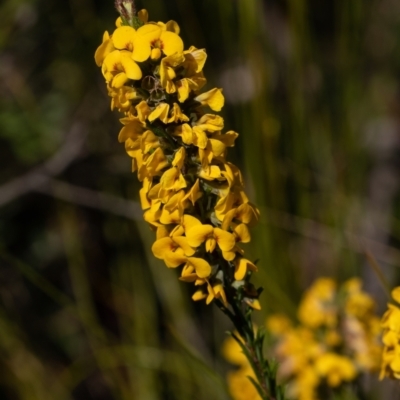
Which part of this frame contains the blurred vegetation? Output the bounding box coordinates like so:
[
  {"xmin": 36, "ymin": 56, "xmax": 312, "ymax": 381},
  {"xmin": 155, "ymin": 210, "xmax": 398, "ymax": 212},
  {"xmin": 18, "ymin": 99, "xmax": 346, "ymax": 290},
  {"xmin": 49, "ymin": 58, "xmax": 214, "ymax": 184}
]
[{"xmin": 1, "ymin": 0, "xmax": 400, "ymax": 398}]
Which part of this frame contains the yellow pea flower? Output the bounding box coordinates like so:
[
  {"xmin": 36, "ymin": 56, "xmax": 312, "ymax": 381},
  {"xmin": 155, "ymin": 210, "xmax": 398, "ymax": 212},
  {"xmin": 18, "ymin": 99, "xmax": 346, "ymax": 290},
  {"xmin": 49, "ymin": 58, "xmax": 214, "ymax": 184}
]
[
  {"xmin": 102, "ymin": 50, "xmax": 142, "ymax": 87},
  {"xmin": 152, "ymin": 235, "xmax": 195, "ymax": 268},
  {"xmin": 186, "ymin": 219, "xmax": 235, "ymax": 254},
  {"xmin": 112, "ymin": 26, "xmax": 151, "ymax": 62}
]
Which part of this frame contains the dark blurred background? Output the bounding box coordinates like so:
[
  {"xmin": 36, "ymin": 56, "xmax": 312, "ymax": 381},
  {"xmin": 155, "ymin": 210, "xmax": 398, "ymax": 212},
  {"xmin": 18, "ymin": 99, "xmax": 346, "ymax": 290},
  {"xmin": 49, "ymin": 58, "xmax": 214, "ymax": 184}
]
[{"xmin": 1, "ymin": 0, "xmax": 400, "ymax": 398}]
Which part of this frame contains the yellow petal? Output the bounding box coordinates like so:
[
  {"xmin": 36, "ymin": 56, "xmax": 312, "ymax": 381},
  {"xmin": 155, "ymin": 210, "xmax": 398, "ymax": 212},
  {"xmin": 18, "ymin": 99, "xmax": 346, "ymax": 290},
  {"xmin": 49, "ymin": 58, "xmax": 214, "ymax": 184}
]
[
  {"xmin": 193, "ymin": 127, "xmax": 209, "ymax": 149},
  {"xmin": 131, "ymin": 38, "xmax": 151, "ymax": 62},
  {"xmin": 173, "ymin": 236, "xmax": 195, "ymax": 256},
  {"xmin": 187, "ymin": 257, "xmax": 212, "ymax": 278},
  {"xmin": 112, "ymin": 72, "xmax": 128, "ymax": 88},
  {"xmin": 392, "ymin": 287, "xmax": 400, "ymax": 304},
  {"xmin": 205, "ymin": 237, "xmax": 217, "ymax": 253},
  {"xmin": 94, "ymin": 32, "xmax": 114, "ymax": 66},
  {"xmin": 160, "ymin": 31, "xmax": 184, "ymax": 56},
  {"xmin": 214, "ymin": 228, "xmax": 235, "ymax": 251},
  {"xmin": 120, "ymin": 55, "xmax": 142, "ymax": 80},
  {"xmin": 182, "ymin": 215, "xmax": 202, "ymax": 232},
  {"xmin": 192, "ymin": 290, "xmax": 207, "ymax": 301},
  {"xmin": 186, "ymin": 224, "xmax": 213, "ymax": 247},
  {"xmin": 234, "ymin": 257, "xmax": 257, "ymax": 280},
  {"xmin": 234, "ymin": 224, "xmax": 251, "ymax": 243},
  {"xmin": 149, "ymin": 103, "xmax": 170, "ymax": 123},
  {"xmin": 137, "ymin": 23, "xmax": 162, "ymax": 43},
  {"xmin": 152, "ymin": 237, "xmax": 175, "ymax": 259},
  {"xmin": 164, "ymin": 251, "xmax": 187, "ymax": 268},
  {"xmin": 195, "ymin": 88, "xmax": 225, "ymax": 111},
  {"xmin": 112, "ymin": 26, "xmax": 136, "ymax": 51},
  {"xmin": 172, "ymin": 147, "xmax": 186, "ymax": 169}
]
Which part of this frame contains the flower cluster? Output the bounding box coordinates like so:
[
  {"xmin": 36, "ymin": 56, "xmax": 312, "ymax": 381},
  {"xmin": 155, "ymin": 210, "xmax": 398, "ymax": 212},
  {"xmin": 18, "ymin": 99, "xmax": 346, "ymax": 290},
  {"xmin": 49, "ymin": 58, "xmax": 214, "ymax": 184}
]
[
  {"xmin": 267, "ymin": 278, "xmax": 381, "ymax": 400},
  {"xmin": 223, "ymin": 278, "xmax": 382, "ymax": 400},
  {"xmin": 380, "ymin": 286, "xmax": 400, "ymax": 379},
  {"xmin": 95, "ymin": 5, "xmax": 260, "ymax": 308}
]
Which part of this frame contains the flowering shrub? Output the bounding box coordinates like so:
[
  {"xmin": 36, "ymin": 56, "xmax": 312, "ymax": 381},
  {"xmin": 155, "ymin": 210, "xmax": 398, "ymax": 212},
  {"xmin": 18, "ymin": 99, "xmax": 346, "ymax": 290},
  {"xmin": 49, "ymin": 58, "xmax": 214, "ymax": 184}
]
[{"xmin": 95, "ymin": 3, "xmax": 261, "ymax": 310}]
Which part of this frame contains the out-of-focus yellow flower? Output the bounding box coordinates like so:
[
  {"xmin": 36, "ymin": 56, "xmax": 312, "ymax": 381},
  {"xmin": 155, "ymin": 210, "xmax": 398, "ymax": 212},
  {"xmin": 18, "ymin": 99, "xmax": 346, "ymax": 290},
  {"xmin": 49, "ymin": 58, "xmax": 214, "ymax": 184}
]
[
  {"xmin": 263, "ymin": 278, "xmax": 382, "ymax": 399},
  {"xmin": 380, "ymin": 287, "xmax": 400, "ymax": 379}
]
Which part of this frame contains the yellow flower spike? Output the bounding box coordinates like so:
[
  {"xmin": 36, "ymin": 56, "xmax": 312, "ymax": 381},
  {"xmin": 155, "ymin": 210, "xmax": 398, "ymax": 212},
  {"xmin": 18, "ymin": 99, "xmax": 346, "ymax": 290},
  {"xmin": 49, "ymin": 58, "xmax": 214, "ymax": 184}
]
[
  {"xmin": 185, "ymin": 257, "xmax": 212, "ymax": 279},
  {"xmin": 95, "ymin": 31, "xmax": 114, "ymax": 67},
  {"xmin": 103, "ymin": 50, "xmax": 142, "ymax": 87},
  {"xmin": 195, "ymin": 88, "xmax": 225, "ymax": 111},
  {"xmin": 234, "ymin": 257, "xmax": 257, "ymax": 281}
]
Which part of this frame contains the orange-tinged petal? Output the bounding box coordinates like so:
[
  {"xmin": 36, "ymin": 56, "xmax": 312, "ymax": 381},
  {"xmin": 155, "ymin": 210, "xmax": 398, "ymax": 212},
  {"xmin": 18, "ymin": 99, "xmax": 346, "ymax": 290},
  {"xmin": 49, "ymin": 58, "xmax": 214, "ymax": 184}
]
[
  {"xmin": 214, "ymin": 228, "xmax": 235, "ymax": 251},
  {"xmin": 187, "ymin": 257, "xmax": 212, "ymax": 278},
  {"xmin": 186, "ymin": 224, "xmax": 213, "ymax": 247},
  {"xmin": 160, "ymin": 31, "xmax": 184, "ymax": 56}
]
